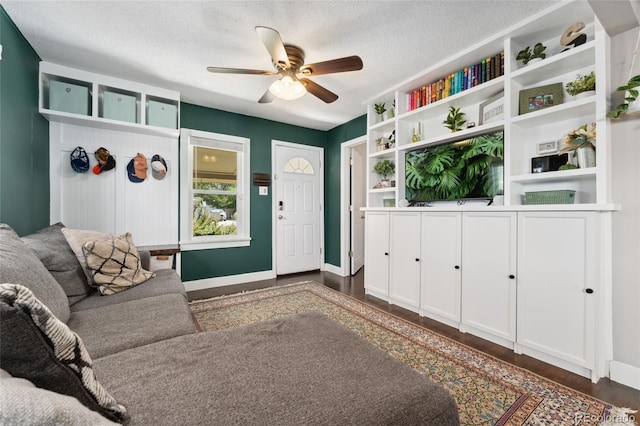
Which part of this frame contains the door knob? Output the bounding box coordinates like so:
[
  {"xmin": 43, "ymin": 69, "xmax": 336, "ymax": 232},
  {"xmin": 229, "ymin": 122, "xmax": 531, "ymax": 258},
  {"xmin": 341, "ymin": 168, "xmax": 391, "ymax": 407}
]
[{"xmin": 278, "ymin": 215, "xmax": 284, "ymax": 220}]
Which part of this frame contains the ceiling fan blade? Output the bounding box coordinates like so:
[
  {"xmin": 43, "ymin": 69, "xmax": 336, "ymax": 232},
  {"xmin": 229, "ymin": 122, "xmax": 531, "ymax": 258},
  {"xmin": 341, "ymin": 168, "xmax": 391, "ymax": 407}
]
[
  {"xmin": 255, "ymin": 26, "xmax": 290, "ymax": 69},
  {"xmin": 258, "ymin": 88, "xmax": 273, "ymax": 103},
  {"xmin": 207, "ymin": 66, "xmax": 275, "ymax": 75},
  {"xmin": 299, "ymin": 78, "xmax": 338, "ymax": 103},
  {"xmin": 299, "ymin": 56, "xmax": 363, "ymax": 76}
]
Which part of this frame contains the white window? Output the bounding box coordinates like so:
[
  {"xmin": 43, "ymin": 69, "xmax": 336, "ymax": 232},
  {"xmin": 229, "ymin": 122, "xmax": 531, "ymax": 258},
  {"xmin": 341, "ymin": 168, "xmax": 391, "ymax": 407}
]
[{"xmin": 180, "ymin": 129, "xmax": 250, "ymax": 250}]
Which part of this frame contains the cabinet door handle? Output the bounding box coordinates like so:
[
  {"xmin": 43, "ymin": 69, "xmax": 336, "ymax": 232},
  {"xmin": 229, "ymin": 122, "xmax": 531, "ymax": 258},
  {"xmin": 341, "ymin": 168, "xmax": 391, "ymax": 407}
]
[
  {"xmin": 384, "ymin": 252, "xmax": 389, "ymax": 256},
  {"xmin": 509, "ymin": 274, "xmax": 515, "ymax": 279},
  {"xmin": 585, "ymin": 288, "xmax": 594, "ymax": 294},
  {"xmin": 454, "ymin": 265, "xmax": 460, "ymax": 270},
  {"xmin": 415, "ymin": 258, "xmax": 420, "ymax": 262}
]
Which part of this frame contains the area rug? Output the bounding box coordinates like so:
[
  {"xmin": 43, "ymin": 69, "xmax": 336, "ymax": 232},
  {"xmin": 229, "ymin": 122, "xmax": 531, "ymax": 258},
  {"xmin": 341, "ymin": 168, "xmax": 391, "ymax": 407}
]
[{"xmin": 189, "ymin": 281, "xmax": 636, "ymax": 426}]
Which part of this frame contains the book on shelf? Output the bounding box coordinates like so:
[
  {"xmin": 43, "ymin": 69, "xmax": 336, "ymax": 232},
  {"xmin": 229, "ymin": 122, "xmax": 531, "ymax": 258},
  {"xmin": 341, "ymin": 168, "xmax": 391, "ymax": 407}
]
[{"xmin": 405, "ymin": 51, "xmax": 504, "ymax": 112}]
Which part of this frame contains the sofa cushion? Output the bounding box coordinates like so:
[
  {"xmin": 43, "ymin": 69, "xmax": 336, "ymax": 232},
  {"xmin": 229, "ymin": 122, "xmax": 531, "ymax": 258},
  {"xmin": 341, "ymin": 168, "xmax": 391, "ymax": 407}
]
[
  {"xmin": 21, "ymin": 222, "xmax": 93, "ymax": 305},
  {"xmin": 68, "ymin": 294, "xmax": 196, "ymax": 359},
  {"xmin": 94, "ymin": 312, "xmax": 459, "ymax": 425},
  {"xmin": 0, "ymin": 369, "xmax": 119, "ymax": 426},
  {"xmin": 0, "ymin": 284, "xmax": 128, "ymax": 424},
  {"xmin": 71, "ymin": 269, "xmax": 187, "ymax": 312},
  {"xmin": 83, "ymin": 233, "xmax": 154, "ymax": 295},
  {"xmin": 61, "ymin": 227, "xmax": 112, "ymax": 284},
  {"xmin": 0, "ymin": 223, "xmax": 70, "ymax": 323}
]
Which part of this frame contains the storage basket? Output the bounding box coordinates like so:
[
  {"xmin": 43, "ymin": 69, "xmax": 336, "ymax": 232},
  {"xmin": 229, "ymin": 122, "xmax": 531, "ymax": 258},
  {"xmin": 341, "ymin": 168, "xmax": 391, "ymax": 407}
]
[
  {"xmin": 49, "ymin": 80, "xmax": 90, "ymax": 115},
  {"xmin": 525, "ymin": 190, "xmax": 576, "ymax": 205},
  {"xmin": 103, "ymin": 91, "xmax": 137, "ymax": 123}
]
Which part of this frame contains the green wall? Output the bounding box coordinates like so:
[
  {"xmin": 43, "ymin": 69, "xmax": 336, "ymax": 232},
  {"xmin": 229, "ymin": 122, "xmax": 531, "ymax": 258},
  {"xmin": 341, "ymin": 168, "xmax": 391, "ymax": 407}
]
[
  {"xmin": 0, "ymin": 7, "xmax": 50, "ymax": 236},
  {"xmin": 180, "ymin": 103, "xmax": 328, "ymax": 281},
  {"xmin": 325, "ymin": 115, "xmax": 367, "ymax": 267}
]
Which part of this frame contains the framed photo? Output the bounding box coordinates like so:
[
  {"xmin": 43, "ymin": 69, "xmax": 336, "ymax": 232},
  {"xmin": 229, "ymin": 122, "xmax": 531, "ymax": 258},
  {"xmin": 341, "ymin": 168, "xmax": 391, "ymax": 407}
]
[
  {"xmin": 536, "ymin": 140, "xmax": 558, "ymax": 155},
  {"xmin": 519, "ymin": 83, "xmax": 563, "ymax": 115},
  {"xmin": 479, "ymin": 93, "xmax": 504, "ymax": 125}
]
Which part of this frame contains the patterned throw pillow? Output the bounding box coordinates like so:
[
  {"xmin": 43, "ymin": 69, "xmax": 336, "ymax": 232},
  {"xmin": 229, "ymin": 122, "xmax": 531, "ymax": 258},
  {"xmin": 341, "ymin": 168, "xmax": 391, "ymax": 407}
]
[
  {"xmin": 83, "ymin": 233, "xmax": 155, "ymax": 295},
  {"xmin": 61, "ymin": 227, "xmax": 113, "ymax": 285},
  {"xmin": 0, "ymin": 284, "xmax": 128, "ymax": 423}
]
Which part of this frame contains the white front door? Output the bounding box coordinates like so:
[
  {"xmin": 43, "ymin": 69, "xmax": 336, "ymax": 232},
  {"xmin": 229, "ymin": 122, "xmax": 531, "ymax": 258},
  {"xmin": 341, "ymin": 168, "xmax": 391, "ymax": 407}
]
[
  {"xmin": 350, "ymin": 143, "xmax": 366, "ymax": 274},
  {"xmin": 274, "ymin": 143, "xmax": 322, "ymax": 275}
]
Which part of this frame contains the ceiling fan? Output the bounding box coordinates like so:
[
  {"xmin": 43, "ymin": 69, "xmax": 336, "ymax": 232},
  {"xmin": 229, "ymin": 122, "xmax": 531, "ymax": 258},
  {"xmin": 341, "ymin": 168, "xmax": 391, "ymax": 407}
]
[{"xmin": 207, "ymin": 26, "xmax": 363, "ymax": 104}]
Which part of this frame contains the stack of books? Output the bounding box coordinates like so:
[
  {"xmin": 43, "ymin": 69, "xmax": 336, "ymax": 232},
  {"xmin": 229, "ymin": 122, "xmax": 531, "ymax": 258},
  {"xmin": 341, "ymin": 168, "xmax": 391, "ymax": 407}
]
[{"xmin": 406, "ymin": 52, "xmax": 504, "ymax": 112}]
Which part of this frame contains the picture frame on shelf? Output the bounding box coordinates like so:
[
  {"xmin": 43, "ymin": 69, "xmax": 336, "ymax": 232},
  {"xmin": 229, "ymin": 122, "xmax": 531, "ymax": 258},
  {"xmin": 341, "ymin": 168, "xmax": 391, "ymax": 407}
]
[
  {"xmin": 478, "ymin": 93, "xmax": 504, "ymax": 125},
  {"xmin": 519, "ymin": 83, "xmax": 563, "ymax": 115},
  {"xmin": 536, "ymin": 140, "xmax": 558, "ymax": 155}
]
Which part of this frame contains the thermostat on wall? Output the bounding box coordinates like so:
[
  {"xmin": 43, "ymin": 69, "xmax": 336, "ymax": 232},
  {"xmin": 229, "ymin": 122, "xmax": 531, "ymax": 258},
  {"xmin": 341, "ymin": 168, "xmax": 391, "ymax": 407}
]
[{"xmin": 536, "ymin": 141, "xmax": 558, "ymax": 155}]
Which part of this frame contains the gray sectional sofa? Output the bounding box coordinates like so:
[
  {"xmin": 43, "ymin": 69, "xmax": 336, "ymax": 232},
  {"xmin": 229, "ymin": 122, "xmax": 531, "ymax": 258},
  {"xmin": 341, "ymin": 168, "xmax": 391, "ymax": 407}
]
[{"xmin": 0, "ymin": 222, "xmax": 460, "ymax": 425}]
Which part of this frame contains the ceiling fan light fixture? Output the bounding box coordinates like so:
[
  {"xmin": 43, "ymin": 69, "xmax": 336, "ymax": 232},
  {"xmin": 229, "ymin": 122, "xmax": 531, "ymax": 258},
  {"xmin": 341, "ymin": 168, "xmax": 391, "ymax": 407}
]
[{"xmin": 269, "ymin": 75, "xmax": 306, "ymax": 100}]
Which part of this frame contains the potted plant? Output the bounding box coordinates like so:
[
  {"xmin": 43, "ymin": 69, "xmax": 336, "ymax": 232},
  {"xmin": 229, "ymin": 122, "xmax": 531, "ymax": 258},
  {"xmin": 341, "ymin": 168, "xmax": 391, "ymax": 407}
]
[
  {"xmin": 373, "ymin": 159, "xmax": 395, "ymax": 187},
  {"xmin": 374, "ymin": 102, "xmax": 387, "ymax": 122},
  {"xmin": 560, "ymin": 122, "xmax": 596, "ymax": 168},
  {"xmin": 442, "ymin": 106, "xmax": 466, "ymax": 132},
  {"xmin": 516, "ymin": 43, "xmax": 547, "ymax": 65},
  {"xmin": 607, "ymin": 74, "xmax": 640, "ymax": 119},
  {"xmin": 566, "ymin": 71, "xmax": 596, "ymax": 98}
]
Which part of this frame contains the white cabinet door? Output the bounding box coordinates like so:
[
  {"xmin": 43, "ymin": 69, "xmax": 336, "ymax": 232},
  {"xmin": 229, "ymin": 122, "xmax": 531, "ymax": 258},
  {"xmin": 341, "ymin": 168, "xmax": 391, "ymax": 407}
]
[
  {"xmin": 517, "ymin": 212, "xmax": 597, "ymax": 369},
  {"xmin": 364, "ymin": 212, "xmax": 390, "ymax": 298},
  {"xmin": 420, "ymin": 212, "xmax": 462, "ymax": 324},
  {"xmin": 389, "ymin": 212, "xmax": 421, "ymax": 311},
  {"xmin": 461, "ymin": 212, "xmax": 517, "ymax": 344}
]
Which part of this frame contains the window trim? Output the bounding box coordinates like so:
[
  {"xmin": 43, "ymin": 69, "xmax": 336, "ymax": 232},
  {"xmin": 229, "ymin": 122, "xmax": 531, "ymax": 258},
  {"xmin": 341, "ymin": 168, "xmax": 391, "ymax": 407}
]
[{"xmin": 180, "ymin": 128, "xmax": 251, "ymax": 250}]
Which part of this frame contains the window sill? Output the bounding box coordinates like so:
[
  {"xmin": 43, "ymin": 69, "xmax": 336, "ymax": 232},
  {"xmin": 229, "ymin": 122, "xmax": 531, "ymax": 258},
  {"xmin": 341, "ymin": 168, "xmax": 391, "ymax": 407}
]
[{"xmin": 180, "ymin": 237, "xmax": 251, "ymax": 251}]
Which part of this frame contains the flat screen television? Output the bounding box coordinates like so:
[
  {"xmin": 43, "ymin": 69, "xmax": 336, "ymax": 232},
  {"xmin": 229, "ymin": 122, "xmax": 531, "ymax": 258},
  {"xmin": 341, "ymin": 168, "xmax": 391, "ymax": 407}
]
[{"xmin": 405, "ymin": 131, "xmax": 504, "ymax": 203}]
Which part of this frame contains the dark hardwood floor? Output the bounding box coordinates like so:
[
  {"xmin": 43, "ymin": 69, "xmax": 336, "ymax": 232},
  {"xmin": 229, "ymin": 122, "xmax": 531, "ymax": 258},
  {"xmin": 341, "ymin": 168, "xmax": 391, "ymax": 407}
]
[{"xmin": 187, "ymin": 269, "xmax": 640, "ymax": 413}]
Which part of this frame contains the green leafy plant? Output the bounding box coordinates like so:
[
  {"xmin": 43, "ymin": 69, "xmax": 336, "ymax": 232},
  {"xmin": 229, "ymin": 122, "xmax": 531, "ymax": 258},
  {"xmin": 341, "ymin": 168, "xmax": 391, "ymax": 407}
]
[
  {"xmin": 374, "ymin": 102, "xmax": 387, "ymax": 115},
  {"xmin": 373, "ymin": 159, "xmax": 395, "ymax": 180},
  {"xmin": 442, "ymin": 106, "xmax": 466, "ymax": 132},
  {"xmin": 607, "ymin": 74, "xmax": 640, "ymax": 119},
  {"xmin": 566, "ymin": 71, "xmax": 596, "ymax": 96},
  {"xmin": 405, "ymin": 132, "xmax": 504, "ymax": 202},
  {"xmin": 560, "ymin": 122, "xmax": 596, "ymax": 151},
  {"xmin": 516, "ymin": 43, "xmax": 546, "ymax": 65}
]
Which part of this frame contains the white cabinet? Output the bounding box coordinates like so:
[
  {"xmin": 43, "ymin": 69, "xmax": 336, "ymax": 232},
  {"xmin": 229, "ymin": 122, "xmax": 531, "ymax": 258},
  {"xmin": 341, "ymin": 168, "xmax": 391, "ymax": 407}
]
[
  {"xmin": 389, "ymin": 212, "xmax": 421, "ymax": 310},
  {"xmin": 461, "ymin": 212, "xmax": 517, "ymax": 347},
  {"xmin": 516, "ymin": 212, "xmax": 598, "ymax": 378},
  {"xmin": 420, "ymin": 212, "xmax": 462, "ymax": 326},
  {"xmin": 364, "ymin": 212, "xmax": 390, "ymax": 299}
]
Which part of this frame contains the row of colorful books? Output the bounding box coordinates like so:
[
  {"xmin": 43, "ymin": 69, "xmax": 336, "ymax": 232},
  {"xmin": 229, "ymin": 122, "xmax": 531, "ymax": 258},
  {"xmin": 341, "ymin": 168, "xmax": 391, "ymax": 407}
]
[{"xmin": 406, "ymin": 52, "xmax": 505, "ymax": 112}]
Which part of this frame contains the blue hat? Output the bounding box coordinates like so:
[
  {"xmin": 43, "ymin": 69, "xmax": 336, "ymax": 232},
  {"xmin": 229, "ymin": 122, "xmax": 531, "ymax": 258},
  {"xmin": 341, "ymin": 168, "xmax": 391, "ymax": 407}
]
[
  {"xmin": 127, "ymin": 153, "xmax": 148, "ymax": 183},
  {"xmin": 70, "ymin": 147, "xmax": 90, "ymax": 173}
]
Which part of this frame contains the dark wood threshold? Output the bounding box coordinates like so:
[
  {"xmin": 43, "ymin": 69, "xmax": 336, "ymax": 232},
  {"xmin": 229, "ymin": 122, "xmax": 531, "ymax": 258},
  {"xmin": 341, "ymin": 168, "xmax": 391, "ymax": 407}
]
[{"xmin": 187, "ymin": 269, "xmax": 640, "ymax": 412}]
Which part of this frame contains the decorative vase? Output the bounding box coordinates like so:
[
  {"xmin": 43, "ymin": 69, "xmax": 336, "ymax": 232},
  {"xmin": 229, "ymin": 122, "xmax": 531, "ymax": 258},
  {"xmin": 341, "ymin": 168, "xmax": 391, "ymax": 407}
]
[
  {"xmin": 576, "ymin": 146, "xmax": 596, "ymax": 168},
  {"xmin": 380, "ymin": 179, "xmax": 390, "ymax": 188},
  {"xmin": 388, "ymin": 108, "xmax": 395, "ymax": 119},
  {"xmin": 527, "ymin": 57, "xmax": 543, "ymax": 65},
  {"xmin": 376, "ymin": 114, "xmax": 384, "ymax": 123},
  {"xmin": 575, "ymin": 90, "xmax": 595, "ymax": 100}
]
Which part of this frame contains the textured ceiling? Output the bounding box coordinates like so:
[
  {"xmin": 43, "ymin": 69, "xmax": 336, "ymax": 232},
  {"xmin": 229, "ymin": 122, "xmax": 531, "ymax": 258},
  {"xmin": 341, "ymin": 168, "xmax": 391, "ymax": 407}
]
[{"xmin": 2, "ymin": 0, "xmax": 560, "ymax": 130}]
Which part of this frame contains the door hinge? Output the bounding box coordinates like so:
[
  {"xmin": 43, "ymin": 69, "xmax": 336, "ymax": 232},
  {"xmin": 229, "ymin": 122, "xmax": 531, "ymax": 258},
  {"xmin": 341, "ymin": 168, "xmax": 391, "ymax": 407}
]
[
  {"xmin": 349, "ymin": 157, "xmax": 354, "ymax": 166},
  {"xmin": 349, "ymin": 205, "xmax": 353, "ymax": 212},
  {"xmin": 348, "ymin": 250, "xmax": 354, "ymax": 257}
]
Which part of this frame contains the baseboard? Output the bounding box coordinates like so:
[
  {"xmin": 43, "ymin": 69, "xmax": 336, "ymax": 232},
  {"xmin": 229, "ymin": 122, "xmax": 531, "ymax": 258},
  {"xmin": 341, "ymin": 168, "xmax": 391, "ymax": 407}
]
[
  {"xmin": 610, "ymin": 360, "xmax": 640, "ymax": 390},
  {"xmin": 183, "ymin": 270, "xmax": 276, "ymax": 292},
  {"xmin": 323, "ymin": 263, "xmax": 346, "ymax": 277}
]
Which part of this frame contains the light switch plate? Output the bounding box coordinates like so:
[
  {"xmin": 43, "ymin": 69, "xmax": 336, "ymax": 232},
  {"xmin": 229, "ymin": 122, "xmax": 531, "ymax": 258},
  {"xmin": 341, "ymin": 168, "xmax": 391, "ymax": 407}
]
[{"xmin": 259, "ymin": 186, "xmax": 268, "ymax": 196}]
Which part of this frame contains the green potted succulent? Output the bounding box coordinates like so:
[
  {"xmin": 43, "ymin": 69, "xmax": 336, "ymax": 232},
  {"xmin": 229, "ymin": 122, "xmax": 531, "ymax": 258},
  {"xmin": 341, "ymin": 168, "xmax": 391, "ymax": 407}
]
[
  {"xmin": 442, "ymin": 106, "xmax": 466, "ymax": 132},
  {"xmin": 566, "ymin": 71, "xmax": 596, "ymax": 98},
  {"xmin": 516, "ymin": 43, "xmax": 547, "ymax": 65},
  {"xmin": 373, "ymin": 159, "xmax": 395, "ymax": 187},
  {"xmin": 607, "ymin": 74, "xmax": 640, "ymax": 119},
  {"xmin": 374, "ymin": 102, "xmax": 387, "ymax": 122}
]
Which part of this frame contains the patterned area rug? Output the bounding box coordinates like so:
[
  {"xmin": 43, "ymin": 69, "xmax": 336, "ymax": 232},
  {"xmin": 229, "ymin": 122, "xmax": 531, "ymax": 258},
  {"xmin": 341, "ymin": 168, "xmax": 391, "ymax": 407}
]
[{"xmin": 189, "ymin": 281, "xmax": 635, "ymax": 426}]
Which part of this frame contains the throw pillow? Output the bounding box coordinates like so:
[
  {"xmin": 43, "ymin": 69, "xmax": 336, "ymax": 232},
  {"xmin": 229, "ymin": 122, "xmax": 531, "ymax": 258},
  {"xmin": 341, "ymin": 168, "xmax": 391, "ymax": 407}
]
[
  {"xmin": 21, "ymin": 222, "xmax": 93, "ymax": 305},
  {"xmin": 0, "ymin": 369, "xmax": 119, "ymax": 425},
  {"xmin": 0, "ymin": 223, "xmax": 70, "ymax": 323},
  {"xmin": 61, "ymin": 227, "xmax": 112, "ymax": 284},
  {"xmin": 83, "ymin": 233, "xmax": 155, "ymax": 295},
  {"xmin": 0, "ymin": 284, "xmax": 128, "ymax": 424}
]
